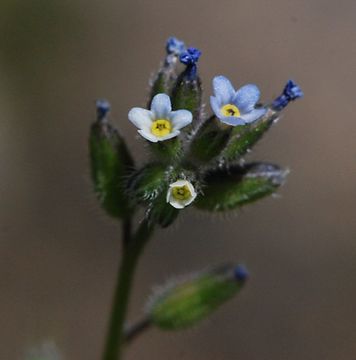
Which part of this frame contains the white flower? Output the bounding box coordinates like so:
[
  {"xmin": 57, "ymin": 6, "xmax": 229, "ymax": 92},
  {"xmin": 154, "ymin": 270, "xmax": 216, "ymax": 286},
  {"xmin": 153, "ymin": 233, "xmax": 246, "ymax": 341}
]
[
  {"xmin": 166, "ymin": 180, "xmax": 197, "ymax": 209},
  {"xmin": 128, "ymin": 94, "xmax": 192, "ymax": 142}
]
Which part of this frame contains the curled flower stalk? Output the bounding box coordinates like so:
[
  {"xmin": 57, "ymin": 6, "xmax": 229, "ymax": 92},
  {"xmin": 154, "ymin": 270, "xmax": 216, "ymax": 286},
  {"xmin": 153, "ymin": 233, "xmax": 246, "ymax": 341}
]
[{"xmin": 88, "ymin": 36, "xmax": 303, "ymax": 360}]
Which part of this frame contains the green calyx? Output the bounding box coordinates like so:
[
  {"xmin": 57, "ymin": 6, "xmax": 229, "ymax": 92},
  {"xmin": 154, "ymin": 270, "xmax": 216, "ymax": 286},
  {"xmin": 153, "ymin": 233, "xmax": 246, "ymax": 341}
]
[
  {"xmin": 89, "ymin": 119, "xmax": 134, "ymax": 219},
  {"xmin": 148, "ymin": 265, "xmax": 246, "ymax": 330},
  {"xmin": 189, "ymin": 116, "xmax": 232, "ymax": 164},
  {"xmin": 171, "ymin": 70, "xmax": 202, "ymax": 122},
  {"xmin": 195, "ymin": 162, "xmax": 287, "ymax": 212},
  {"xmin": 127, "ymin": 163, "xmax": 167, "ymax": 203},
  {"xmin": 222, "ymin": 108, "xmax": 279, "ymax": 162}
]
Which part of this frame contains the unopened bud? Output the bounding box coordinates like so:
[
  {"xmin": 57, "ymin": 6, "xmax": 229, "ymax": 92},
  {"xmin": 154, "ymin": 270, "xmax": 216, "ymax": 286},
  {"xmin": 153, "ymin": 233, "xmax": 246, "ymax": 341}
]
[
  {"xmin": 89, "ymin": 100, "xmax": 134, "ymax": 219},
  {"xmin": 195, "ymin": 163, "xmax": 287, "ymax": 211},
  {"xmin": 147, "ymin": 264, "xmax": 248, "ymax": 330}
]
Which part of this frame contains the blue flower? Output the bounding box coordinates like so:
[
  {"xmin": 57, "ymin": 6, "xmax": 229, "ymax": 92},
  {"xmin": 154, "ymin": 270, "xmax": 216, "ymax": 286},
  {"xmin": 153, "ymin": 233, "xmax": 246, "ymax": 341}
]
[
  {"xmin": 128, "ymin": 93, "xmax": 192, "ymax": 142},
  {"xmin": 272, "ymin": 80, "xmax": 303, "ymax": 111},
  {"xmin": 210, "ymin": 76, "xmax": 266, "ymax": 126},
  {"xmin": 166, "ymin": 37, "xmax": 186, "ymax": 56}
]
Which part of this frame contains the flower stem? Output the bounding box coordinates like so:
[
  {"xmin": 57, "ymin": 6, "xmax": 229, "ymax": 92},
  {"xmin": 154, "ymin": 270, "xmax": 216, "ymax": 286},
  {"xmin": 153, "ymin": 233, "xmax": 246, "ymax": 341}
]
[{"xmin": 102, "ymin": 219, "xmax": 154, "ymax": 360}]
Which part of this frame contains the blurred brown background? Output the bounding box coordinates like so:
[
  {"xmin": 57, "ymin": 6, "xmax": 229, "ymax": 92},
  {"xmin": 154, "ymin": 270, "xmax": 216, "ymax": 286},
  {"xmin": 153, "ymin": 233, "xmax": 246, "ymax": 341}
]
[{"xmin": 1, "ymin": 0, "xmax": 356, "ymax": 359}]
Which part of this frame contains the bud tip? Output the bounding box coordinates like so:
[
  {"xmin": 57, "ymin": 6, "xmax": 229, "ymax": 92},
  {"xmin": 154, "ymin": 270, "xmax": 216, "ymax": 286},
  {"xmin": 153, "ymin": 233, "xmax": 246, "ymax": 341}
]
[{"xmin": 96, "ymin": 99, "xmax": 111, "ymax": 120}]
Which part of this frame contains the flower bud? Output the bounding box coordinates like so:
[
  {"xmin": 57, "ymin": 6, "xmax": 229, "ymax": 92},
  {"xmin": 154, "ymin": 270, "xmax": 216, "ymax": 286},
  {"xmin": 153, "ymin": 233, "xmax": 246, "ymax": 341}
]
[
  {"xmin": 272, "ymin": 80, "xmax": 303, "ymax": 111},
  {"xmin": 172, "ymin": 47, "xmax": 202, "ymax": 121},
  {"xmin": 127, "ymin": 163, "xmax": 167, "ymax": 202},
  {"xmin": 222, "ymin": 108, "xmax": 279, "ymax": 162},
  {"xmin": 195, "ymin": 163, "xmax": 287, "ymax": 211},
  {"xmin": 149, "ymin": 37, "xmax": 186, "ymax": 106},
  {"xmin": 89, "ymin": 100, "xmax": 134, "ymax": 219},
  {"xmin": 147, "ymin": 264, "xmax": 248, "ymax": 330},
  {"xmin": 189, "ymin": 116, "xmax": 232, "ymax": 164}
]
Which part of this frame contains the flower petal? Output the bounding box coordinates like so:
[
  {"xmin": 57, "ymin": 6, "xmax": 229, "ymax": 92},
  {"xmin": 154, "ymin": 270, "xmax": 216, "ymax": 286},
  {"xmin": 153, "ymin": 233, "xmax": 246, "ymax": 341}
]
[
  {"xmin": 157, "ymin": 129, "xmax": 180, "ymax": 141},
  {"xmin": 137, "ymin": 129, "xmax": 158, "ymax": 142},
  {"xmin": 233, "ymin": 84, "xmax": 261, "ymax": 114},
  {"xmin": 168, "ymin": 198, "xmax": 185, "ymax": 209},
  {"xmin": 128, "ymin": 108, "xmax": 153, "ymax": 129},
  {"xmin": 212, "ymin": 76, "xmax": 235, "ymax": 103},
  {"xmin": 210, "ymin": 96, "xmax": 222, "ymax": 118},
  {"xmin": 218, "ymin": 116, "xmax": 247, "ymax": 126},
  {"xmin": 150, "ymin": 93, "xmax": 172, "ymax": 118},
  {"xmin": 170, "ymin": 110, "xmax": 192, "ymax": 130},
  {"xmin": 239, "ymin": 108, "xmax": 267, "ymax": 124}
]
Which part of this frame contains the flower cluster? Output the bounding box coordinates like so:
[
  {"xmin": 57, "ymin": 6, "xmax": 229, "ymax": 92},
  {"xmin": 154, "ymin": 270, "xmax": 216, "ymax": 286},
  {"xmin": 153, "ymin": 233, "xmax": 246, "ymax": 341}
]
[{"xmin": 90, "ymin": 36, "xmax": 303, "ymax": 226}]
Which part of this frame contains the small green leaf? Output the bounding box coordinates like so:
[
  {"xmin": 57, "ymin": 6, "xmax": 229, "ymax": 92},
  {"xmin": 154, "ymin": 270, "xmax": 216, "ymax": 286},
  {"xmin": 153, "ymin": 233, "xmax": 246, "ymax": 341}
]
[
  {"xmin": 195, "ymin": 162, "xmax": 287, "ymax": 211},
  {"xmin": 222, "ymin": 108, "xmax": 279, "ymax": 162},
  {"xmin": 89, "ymin": 119, "xmax": 134, "ymax": 219},
  {"xmin": 148, "ymin": 264, "xmax": 247, "ymax": 330}
]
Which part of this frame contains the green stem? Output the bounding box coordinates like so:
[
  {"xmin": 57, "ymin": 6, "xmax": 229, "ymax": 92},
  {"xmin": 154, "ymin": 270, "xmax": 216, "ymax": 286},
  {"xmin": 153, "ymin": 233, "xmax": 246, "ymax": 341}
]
[{"xmin": 102, "ymin": 219, "xmax": 154, "ymax": 360}]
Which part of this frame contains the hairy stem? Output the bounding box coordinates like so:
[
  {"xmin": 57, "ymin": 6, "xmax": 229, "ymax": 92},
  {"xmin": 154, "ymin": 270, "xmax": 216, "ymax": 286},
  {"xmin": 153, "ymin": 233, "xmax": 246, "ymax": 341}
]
[{"xmin": 102, "ymin": 219, "xmax": 154, "ymax": 360}]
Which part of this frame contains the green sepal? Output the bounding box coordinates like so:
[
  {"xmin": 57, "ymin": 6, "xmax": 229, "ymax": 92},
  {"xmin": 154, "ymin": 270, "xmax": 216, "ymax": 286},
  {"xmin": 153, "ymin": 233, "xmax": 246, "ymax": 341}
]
[
  {"xmin": 195, "ymin": 162, "xmax": 287, "ymax": 212},
  {"xmin": 147, "ymin": 188, "xmax": 179, "ymax": 228},
  {"xmin": 127, "ymin": 163, "xmax": 167, "ymax": 203},
  {"xmin": 171, "ymin": 69, "xmax": 202, "ymax": 121},
  {"xmin": 148, "ymin": 59, "xmax": 179, "ymax": 107},
  {"xmin": 89, "ymin": 119, "xmax": 134, "ymax": 219},
  {"xmin": 222, "ymin": 108, "xmax": 279, "ymax": 162},
  {"xmin": 148, "ymin": 264, "xmax": 247, "ymax": 330},
  {"xmin": 149, "ymin": 137, "xmax": 182, "ymax": 163},
  {"xmin": 189, "ymin": 116, "xmax": 232, "ymax": 164}
]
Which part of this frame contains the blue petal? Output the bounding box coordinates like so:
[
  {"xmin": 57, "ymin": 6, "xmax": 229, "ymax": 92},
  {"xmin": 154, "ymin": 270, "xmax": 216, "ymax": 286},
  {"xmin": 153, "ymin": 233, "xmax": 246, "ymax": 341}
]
[
  {"xmin": 239, "ymin": 108, "xmax": 266, "ymax": 124},
  {"xmin": 210, "ymin": 96, "xmax": 222, "ymax": 118},
  {"xmin": 212, "ymin": 76, "xmax": 235, "ymax": 104},
  {"xmin": 218, "ymin": 116, "xmax": 246, "ymax": 126},
  {"xmin": 150, "ymin": 93, "xmax": 172, "ymax": 118},
  {"xmin": 233, "ymin": 84, "xmax": 261, "ymax": 114}
]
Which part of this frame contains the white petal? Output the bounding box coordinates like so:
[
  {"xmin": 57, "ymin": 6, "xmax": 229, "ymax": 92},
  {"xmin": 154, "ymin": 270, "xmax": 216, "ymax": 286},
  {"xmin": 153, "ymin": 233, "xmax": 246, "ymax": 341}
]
[
  {"xmin": 170, "ymin": 110, "xmax": 192, "ymax": 130},
  {"xmin": 156, "ymin": 129, "xmax": 180, "ymax": 142},
  {"xmin": 168, "ymin": 198, "xmax": 185, "ymax": 209},
  {"xmin": 137, "ymin": 129, "xmax": 158, "ymax": 142},
  {"xmin": 128, "ymin": 108, "xmax": 153, "ymax": 129},
  {"xmin": 150, "ymin": 93, "xmax": 172, "ymax": 118},
  {"xmin": 169, "ymin": 179, "xmax": 189, "ymax": 188}
]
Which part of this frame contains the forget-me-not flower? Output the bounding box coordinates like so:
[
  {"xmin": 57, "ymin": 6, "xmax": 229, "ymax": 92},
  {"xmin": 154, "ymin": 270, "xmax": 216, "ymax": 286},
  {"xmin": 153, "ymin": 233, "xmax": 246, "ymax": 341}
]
[
  {"xmin": 210, "ymin": 76, "xmax": 266, "ymax": 126},
  {"xmin": 128, "ymin": 93, "xmax": 192, "ymax": 142},
  {"xmin": 166, "ymin": 180, "xmax": 197, "ymax": 209}
]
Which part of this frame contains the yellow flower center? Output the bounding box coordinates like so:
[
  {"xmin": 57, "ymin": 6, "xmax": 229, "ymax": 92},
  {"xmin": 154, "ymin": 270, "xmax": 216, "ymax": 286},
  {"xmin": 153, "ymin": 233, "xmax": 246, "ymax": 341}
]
[
  {"xmin": 221, "ymin": 104, "xmax": 241, "ymax": 117},
  {"xmin": 151, "ymin": 119, "xmax": 172, "ymax": 137},
  {"xmin": 172, "ymin": 185, "xmax": 192, "ymax": 200}
]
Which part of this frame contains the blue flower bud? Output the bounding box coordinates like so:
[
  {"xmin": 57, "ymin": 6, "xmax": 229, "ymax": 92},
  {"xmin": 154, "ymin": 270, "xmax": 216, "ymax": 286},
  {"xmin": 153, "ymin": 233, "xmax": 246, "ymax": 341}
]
[
  {"xmin": 179, "ymin": 47, "xmax": 202, "ymax": 80},
  {"xmin": 272, "ymin": 80, "xmax": 303, "ymax": 111},
  {"xmin": 179, "ymin": 47, "xmax": 201, "ymax": 65},
  {"xmin": 234, "ymin": 265, "xmax": 249, "ymax": 281},
  {"xmin": 96, "ymin": 99, "xmax": 111, "ymax": 121},
  {"xmin": 166, "ymin": 36, "xmax": 185, "ymax": 56}
]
